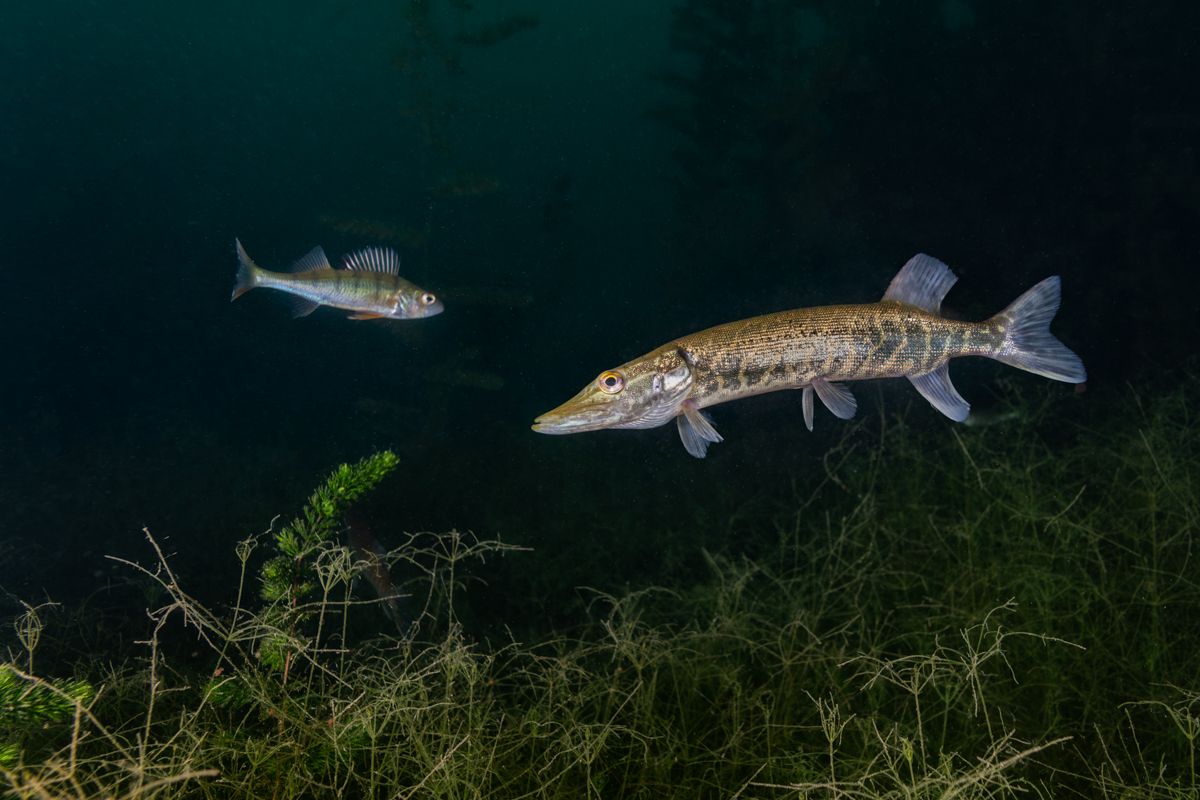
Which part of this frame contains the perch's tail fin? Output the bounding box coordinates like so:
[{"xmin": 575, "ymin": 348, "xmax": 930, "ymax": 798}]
[{"xmin": 231, "ymin": 238, "xmax": 261, "ymax": 301}]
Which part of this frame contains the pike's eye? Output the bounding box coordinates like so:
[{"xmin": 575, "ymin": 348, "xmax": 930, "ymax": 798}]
[
  {"xmin": 597, "ymin": 370, "xmax": 625, "ymax": 394},
  {"xmin": 420, "ymin": 293, "xmax": 436, "ymax": 305}
]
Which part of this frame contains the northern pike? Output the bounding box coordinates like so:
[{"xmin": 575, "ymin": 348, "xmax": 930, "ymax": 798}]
[
  {"xmin": 532, "ymin": 254, "xmax": 1086, "ymax": 458},
  {"xmin": 231, "ymin": 239, "xmax": 444, "ymax": 320}
]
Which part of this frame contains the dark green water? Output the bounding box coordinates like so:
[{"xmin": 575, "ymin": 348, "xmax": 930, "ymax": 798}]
[{"xmin": 1, "ymin": 0, "xmax": 1197, "ymax": 624}]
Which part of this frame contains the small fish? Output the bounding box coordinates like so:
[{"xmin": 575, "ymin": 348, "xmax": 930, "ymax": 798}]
[
  {"xmin": 431, "ymin": 169, "xmax": 502, "ymax": 198},
  {"xmin": 426, "ymin": 347, "xmax": 505, "ymax": 391},
  {"xmin": 456, "ymin": 14, "xmax": 539, "ymax": 47},
  {"xmin": 318, "ymin": 214, "xmax": 430, "ymax": 249},
  {"xmin": 533, "ymin": 254, "xmax": 1086, "ymax": 457},
  {"xmin": 346, "ymin": 517, "xmax": 408, "ymax": 632},
  {"xmin": 431, "ymin": 367, "xmax": 505, "ymax": 392},
  {"xmin": 962, "ymin": 407, "xmax": 1023, "ymax": 428},
  {"xmin": 231, "ymin": 239, "xmax": 444, "ymax": 320}
]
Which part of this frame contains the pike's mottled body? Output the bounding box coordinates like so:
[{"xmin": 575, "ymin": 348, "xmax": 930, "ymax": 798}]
[
  {"xmin": 533, "ymin": 254, "xmax": 1086, "ymax": 457},
  {"xmin": 674, "ymin": 302, "xmax": 1002, "ymax": 408},
  {"xmin": 232, "ymin": 239, "xmax": 443, "ymax": 320}
]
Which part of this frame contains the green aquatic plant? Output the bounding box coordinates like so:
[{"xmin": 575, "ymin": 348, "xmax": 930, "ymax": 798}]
[
  {"xmin": 2, "ymin": 598, "xmax": 96, "ymax": 770},
  {"xmin": 0, "ymin": 665, "xmax": 93, "ymax": 730},
  {"xmin": 255, "ymin": 450, "xmax": 398, "ymax": 677},
  {"xmin": 10, "ymin": 601, "xmax": 54, "ymax": 674},
  {"xmin": 3, "ymin": 378, "xmax": 1199, "ymax": 798},
  {"xmin": 0, "ymin": 664, "xmax": 95, "ymax": 769},
  {"xmin": 258, "ymin": 449, "xmax": 399, "ymax": 603}
]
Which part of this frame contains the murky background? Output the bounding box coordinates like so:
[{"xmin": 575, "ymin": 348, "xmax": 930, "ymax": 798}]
[{"xmin": 2, "ymin": 1, "xmax": 1197, "ymax": 627}]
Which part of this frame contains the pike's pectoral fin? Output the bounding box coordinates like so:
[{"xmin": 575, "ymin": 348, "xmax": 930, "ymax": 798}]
[
  {"xmin": 812, "ymin": 378, "xmax": 857, "ymax": 420},
  {"xmin": 882, "ymin": 253, "xmax": 958, "ymax": 313},
  {"xmin": 347, "ymin": 311, "xmax": 387, "ymax": 320},
  {"xmin": 909, "ymin": 363, "xmax": 970, "ymax": 421},
  {"xmin": 676, "ymin": 400, "xmax": 723, "ymax": 459},
  {"xmin": 802, "ymin": 386, "xmax": 815, "ymax": 431}
]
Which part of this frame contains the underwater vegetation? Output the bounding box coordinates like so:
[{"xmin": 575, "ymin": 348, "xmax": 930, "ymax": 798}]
[{"xmin": 2, "ymin": 376, "xmax": 1198, "ymax": 798}]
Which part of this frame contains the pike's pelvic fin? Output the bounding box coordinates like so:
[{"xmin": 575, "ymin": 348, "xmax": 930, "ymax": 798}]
[
  {"xmin": 677, "ymin": 400, "xmax": 723, "ymax": 459},
  {"xmin": 812, "ymin": 377, "xmax": 857, "ymax": 420}
]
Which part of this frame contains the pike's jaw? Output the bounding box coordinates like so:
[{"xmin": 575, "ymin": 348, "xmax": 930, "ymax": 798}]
[
  {"xmin": 533, "ymin": 356, "xmax": 693, "ymax": 435},
  {"xmin": 531, "ymin": 401, "xmax": 634, "ymax": 434}
]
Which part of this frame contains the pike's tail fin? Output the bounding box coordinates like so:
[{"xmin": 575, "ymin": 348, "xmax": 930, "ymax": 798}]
[
  {"xmin": 990, "ymin": 276, "xmax": 1086, "ymax": 383},
  {"xmin": 232, "ymin": 238, "xmax": 261, "ymax": 301}
]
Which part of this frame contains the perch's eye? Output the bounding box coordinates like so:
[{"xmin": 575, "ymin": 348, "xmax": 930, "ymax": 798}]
[
  {"xmin": 597, "ymin": 370, "xmax": 625, "ymax": 394},
  {"xmin": 420, "ymin": 293, "xmax": 436, "ymax": 305}
]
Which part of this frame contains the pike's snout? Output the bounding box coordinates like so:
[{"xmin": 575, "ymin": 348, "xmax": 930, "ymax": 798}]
[{"xmin": 531, "ymin": 404, "xmax": 612, "ymax": 435}]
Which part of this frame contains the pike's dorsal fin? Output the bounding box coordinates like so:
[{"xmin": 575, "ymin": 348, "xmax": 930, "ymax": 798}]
[
  {"xmin": 909, "ymin": 363, "xmax": 970, "ymax": 421},
  {"xmin": 677, "ymin": 400, "xmax": 723, "ymax": 459},
  {"xmin": 289, "ymin": 246, "xmax": 333, "ymax": 273},
  {"xmin": 343, "ymin": 247, "xmax": 401, "ymax": 275},
  {"xmin": 812, "ymin": 377, "xmax": 857, "ymax": 420},
  {"xmin": 882, "ymin": 253, "xmax": 958, "ymax": 313},
  {"xmin": 802, "ymin": 385, "xmax": 815, "ymax": 432}
]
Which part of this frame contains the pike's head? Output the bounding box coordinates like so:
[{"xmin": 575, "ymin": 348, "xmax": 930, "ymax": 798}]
[{"xmin": 532, "ymin": 346, "xmax": 695, "ymax": 435}]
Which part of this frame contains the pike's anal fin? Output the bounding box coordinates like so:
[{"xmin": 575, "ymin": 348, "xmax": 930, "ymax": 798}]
[
  {"xmin": 812, "ymin": 377, "xmax": 857, "ymax": 420},
  {"xmin": 802, "ymin": 385, "xmax": 815, "ymax": 432},
  {"xmin": 676, "ymin": 400, "xmax": 723, "ymax": 458},
  {"xmin": 909, "ymin": 363, "xmax": 970, "ymax": 421}
]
